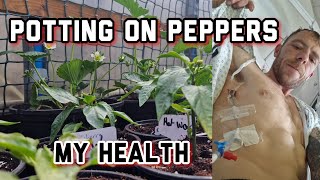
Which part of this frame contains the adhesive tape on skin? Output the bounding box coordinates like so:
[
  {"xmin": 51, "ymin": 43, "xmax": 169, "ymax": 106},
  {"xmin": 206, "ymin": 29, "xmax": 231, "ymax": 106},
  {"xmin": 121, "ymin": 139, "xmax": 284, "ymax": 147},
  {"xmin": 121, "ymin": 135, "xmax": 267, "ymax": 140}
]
[
  {"xmin": 212, "ymin": 154, "xmax": 219, "ymax": 163},
  {"xmin": 215, "ymin": 104, "xmax": 256, "ymax": 122},
  {"xmin": 223, "ymin": 124, "xmax": 260, "ymax": 151}
]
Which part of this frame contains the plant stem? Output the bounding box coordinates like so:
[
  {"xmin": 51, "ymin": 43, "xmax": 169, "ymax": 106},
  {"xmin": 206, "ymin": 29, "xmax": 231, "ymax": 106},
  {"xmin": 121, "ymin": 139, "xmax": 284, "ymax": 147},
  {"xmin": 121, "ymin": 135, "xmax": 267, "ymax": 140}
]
[
  {"xmin": 30, "ymin": 60, "xmax": 48, "ymax": 87},
  {"xmin": 96, "ymin": 62, "xmax": 121, "ymax": 87},
  {"xmin": 48, "ymin": 51, "xmax": 56, "ymax": 87},
  {"xmin": 91, "ymin": 62, "xmax": 98, "ymax": 95},
  {"xmin": 191, "ymin": 68, "xmax": 197, "ymax": 160},
  {"xmin": 134, "ymin": 46, "xmax": 138, "ymax": 73},
  {"xmin": 154, "ymin": 44, "xmax": 168, "ymax": 74},
  {"xmin": 30, "ymin": 72, "xmax": 63, "ymax": 109},
  {"xmin": 191, "ymin": 109, "xmax": 197, "ymax": 160},
  {"xmin": 89, "ymin": 73, "xmax": 92, "ymax": 94}
]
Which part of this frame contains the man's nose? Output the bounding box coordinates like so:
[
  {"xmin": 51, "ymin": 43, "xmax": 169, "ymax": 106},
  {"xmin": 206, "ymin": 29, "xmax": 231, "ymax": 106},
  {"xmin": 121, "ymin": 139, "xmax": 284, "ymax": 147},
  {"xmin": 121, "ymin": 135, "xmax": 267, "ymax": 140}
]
[{"xmin": 296, "ymin": 50, "xmax": 310, "ymax": 64}]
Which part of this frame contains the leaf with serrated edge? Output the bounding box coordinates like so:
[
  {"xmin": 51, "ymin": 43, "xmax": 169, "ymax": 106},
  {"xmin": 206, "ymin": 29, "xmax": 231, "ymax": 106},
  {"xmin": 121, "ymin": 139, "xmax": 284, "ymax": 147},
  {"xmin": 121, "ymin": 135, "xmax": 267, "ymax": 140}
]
[{"xmin": 182, "ymin": 85, "xmax": 212, "ymax": 139}]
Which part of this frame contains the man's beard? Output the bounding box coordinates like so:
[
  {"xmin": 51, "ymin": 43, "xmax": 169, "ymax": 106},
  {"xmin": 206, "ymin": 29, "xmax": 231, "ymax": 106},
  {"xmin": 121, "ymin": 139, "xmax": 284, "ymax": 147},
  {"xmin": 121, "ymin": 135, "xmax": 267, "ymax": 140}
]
[{"xmin": 272, "ymin": 58, "xmax": 307, "ymax": 89}]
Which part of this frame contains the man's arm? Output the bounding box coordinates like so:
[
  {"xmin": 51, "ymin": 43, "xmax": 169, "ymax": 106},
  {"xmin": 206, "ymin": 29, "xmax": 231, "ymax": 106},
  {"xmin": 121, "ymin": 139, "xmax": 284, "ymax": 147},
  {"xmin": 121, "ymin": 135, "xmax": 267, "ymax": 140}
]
[{"xmin": 307, "ymin": 127, "xmax": 320, "ymax": 179}]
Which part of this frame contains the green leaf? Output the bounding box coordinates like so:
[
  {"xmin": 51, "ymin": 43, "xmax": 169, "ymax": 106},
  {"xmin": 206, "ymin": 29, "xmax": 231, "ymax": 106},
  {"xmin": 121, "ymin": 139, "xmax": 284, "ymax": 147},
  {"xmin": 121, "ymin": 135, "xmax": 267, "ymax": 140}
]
[
  {"xmin": 138, "ymin": 84, "xmax": 156, "ymax": 107},
  {"xmin": 195, "ymin": 66, "xmax": 212, "ymax": 86},
  {"xmin": 114, "ymin": 0, "xmax": 149, "ymax": 18},
  {"xmin": 137, "ymin": 80, "xmax": 154, "ymax": 86},
  {"xmin": 173, "ymin": 40, "xmax": 196, "ymax": 54},
  {"xmin": 181, "ymin": 85, "xmax": 212, "ymax": 139},
  {"xmin": 203, "ymin": 38, "xmax": 213, "ymax": 54},
  {"xmin": 171, "ymin": 103, "xmax": 189, "ymax": 113},
  {"xmin": 83, "ymin": 94, "xmax": 96, "ymax": 105},
  {"xmin": 50, "ymin": 106, "xmax": 75, "ymax": 144},
  {"xmin": 114, "ymin": 81, "xmax": 127, "ymax": 90},
  {"xmin": 0, "ymin": 171, "xmax": 19, "ymax": 180},
  {"xmin": 0, "ymin": 120, "xmax": 20, "ymax": 126},
  {"xmin": 119, "ymin": 85, "xmax": 141, "ymax": 101},
  {"xmin": 36, "ymin": 95, "xmax": 53, "ymax": 101},
  {"xmin": 28, "ymin": 175, "xmax": 38, "ymax": 180},
  {"xmin": 113, "ymin": 111, "xmax": 137, "ymax": 125},
  {"xmin": 62, "ymin": 122, "xmax": 83, "ymax": 134},
  {"xmin": 86, "ymin": 146, "xmax": 98, "ymax": 166},
  {"xmin": 16, "ymin": 51, "xmax": 48, "ymax": 63},
  {"xmin": 0, "ymin": 51, "xmax": 48, "ymax": 64},
  {"xmin": 57, "ymin": 59, "xmax": 100, "ymax": 86},
  {"xmin": 123, "ymin": 52, "xmax": 136, "ymax": 61},
  {"xmin": 155, "ymin": 66, "xmax": 190, "ymax": 119},
  {"xmin": 34, "ymin": 147, "xmax": 80, "ymax": 180},
  {"xmin": 0, "ymin": 51, "xmax": 15, "ymax": 56},
  {"xmin": 43, "ymin": 86, "xmax": 79, "ymax": 105},
  {"xmin": 0, "ymin": 132, "xmax": 39, "ymax": 166},
  {"xmin": 124, "ymin": 72, "xmax": 145, "ymax": 82},
  {"xmin": 83, "ymin": 102, "xmax": 116, "ymax": 128},
  {"xmin": 158, "ymin": 51, "xmax": 190, "ymax": 66},
  {"xmin": 77, "ymin": 82, "xmax": 89, "ymax": 92},
  {"xmin": 96, "ymin": 87, "xmax": 119, "ymax": 99}
]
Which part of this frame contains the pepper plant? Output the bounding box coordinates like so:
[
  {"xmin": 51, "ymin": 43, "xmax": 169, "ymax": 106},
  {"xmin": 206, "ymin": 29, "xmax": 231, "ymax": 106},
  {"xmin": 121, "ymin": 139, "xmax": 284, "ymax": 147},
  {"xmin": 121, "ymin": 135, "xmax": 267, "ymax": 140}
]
[
  {"xmin": 129, "ymin": 39, "xmax": 213, "ymax": 160},
  {"xmin": 0, "ymin": 44, "xmax": 136, "ymax": 144}
]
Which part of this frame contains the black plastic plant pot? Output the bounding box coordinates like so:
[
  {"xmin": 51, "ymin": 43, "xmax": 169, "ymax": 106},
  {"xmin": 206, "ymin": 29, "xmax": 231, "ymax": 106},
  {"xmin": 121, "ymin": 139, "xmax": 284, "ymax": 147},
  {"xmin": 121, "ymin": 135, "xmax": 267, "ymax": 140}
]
[
  {"xmin": 9, "ymin": 104, "xmax": 85, "ymax": 139},
  {"xmin": 0, "ymin": 151, "xmax": 25, "ymax": 175},
  {"xmin": 105, "ymin": 94, "xmax": 157, "ymax": 122},
  {"xmin": 20, "ymin": 170, "xmax": 144, "ymax": 180},
  {"xmin": 135, "ymin": 136, "xmax": 212, "ymax": 180},
  {"xmin": 124, "ymin": 119, "xmax": 165, "ymax": 142},
  {"xmin": 9, "ymin": 99, "xmax": 123, "ymax": 139},
  {"xmin": 123, "ymin": 99, "xmax": 156, "ymax": 121}
]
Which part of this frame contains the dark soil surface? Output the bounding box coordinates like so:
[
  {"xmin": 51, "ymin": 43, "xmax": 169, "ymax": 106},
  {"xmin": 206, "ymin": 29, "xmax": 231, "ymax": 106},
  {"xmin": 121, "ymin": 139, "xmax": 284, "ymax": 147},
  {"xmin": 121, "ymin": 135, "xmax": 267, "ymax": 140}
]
[
  {"xmin": 129, "ymin": 123, "xmax": 157, "ymax": 135},
  {"xmin": 0, "ymin": 152, "xmax": 20, "ymax": 172},
  {"xmin": 151, "ymin": 139, "xmax": 212, "ymax": 176}
]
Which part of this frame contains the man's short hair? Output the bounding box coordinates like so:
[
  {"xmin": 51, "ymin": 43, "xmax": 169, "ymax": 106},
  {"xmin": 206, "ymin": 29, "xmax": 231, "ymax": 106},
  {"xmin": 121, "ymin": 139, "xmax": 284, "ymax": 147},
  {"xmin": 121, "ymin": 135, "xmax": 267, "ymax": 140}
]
[{"xmin": 282, "ymin": 28, "xmax": 320, "ymax": 45}]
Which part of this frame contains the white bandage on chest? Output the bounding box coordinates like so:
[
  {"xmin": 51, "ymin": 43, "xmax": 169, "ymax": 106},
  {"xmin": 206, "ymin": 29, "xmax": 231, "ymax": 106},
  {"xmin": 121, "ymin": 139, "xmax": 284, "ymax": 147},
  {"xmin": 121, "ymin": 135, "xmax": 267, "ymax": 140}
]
[{"xmin": 223, "ymin": 124, "xmax": 260, "ymax": 151}]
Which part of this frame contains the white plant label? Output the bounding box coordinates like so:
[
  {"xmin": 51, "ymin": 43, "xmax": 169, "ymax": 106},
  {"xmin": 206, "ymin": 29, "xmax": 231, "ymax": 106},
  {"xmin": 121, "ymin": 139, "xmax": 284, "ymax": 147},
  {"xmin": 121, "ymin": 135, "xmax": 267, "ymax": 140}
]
[
  {"xmin": 73, "ymin": 126, "xmax": 117, "ymax": 147},
  {"xmin": 155, "ymin": 114, "xmax": 192, "ymax": 141}
]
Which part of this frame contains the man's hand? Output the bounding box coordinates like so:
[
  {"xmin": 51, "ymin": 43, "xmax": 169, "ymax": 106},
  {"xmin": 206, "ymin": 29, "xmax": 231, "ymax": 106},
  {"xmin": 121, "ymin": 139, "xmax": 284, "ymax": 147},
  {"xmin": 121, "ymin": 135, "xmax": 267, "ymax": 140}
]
[{"xmin": 226, "ymin": 0, "xmax": 254, "ymax": 11}]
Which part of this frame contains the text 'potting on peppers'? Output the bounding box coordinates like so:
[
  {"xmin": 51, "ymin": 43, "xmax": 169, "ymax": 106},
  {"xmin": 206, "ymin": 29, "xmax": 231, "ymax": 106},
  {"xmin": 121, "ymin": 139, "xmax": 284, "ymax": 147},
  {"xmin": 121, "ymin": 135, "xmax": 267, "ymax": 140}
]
[{"xmin": 53, "ymin": 141, "xmax": 191, "ymax": 165}]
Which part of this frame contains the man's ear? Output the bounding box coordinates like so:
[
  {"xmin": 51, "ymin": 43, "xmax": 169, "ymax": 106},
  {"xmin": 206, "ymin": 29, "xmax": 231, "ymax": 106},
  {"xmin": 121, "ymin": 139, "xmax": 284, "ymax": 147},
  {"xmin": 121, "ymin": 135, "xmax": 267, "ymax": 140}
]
[{"xmin": 274, "ymin": 44, "xmax": 282, "ymax": 57}]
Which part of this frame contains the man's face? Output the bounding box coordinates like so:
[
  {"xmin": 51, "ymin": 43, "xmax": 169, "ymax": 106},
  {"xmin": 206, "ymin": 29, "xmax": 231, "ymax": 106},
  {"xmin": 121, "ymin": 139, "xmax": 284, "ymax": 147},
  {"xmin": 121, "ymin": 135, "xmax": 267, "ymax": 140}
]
[{"xmin": 272, "ymin": 31, "xmax": 320, "ymax": 89}]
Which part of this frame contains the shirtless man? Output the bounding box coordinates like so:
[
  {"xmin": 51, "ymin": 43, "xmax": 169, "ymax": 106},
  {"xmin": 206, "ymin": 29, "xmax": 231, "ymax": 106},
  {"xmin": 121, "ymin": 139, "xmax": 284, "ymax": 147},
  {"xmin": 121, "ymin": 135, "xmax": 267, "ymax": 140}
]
[{"xmin": 212, "ymin": 0, "xmax": 320, "ymax": 179}]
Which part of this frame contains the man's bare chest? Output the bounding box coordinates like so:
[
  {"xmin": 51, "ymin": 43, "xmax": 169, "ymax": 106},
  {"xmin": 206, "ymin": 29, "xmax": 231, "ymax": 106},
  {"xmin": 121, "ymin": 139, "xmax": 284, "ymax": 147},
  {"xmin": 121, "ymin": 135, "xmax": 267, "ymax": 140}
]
[{"xmin": 213, "ymin": 74, "xmax": 304, "ymax": 145}]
